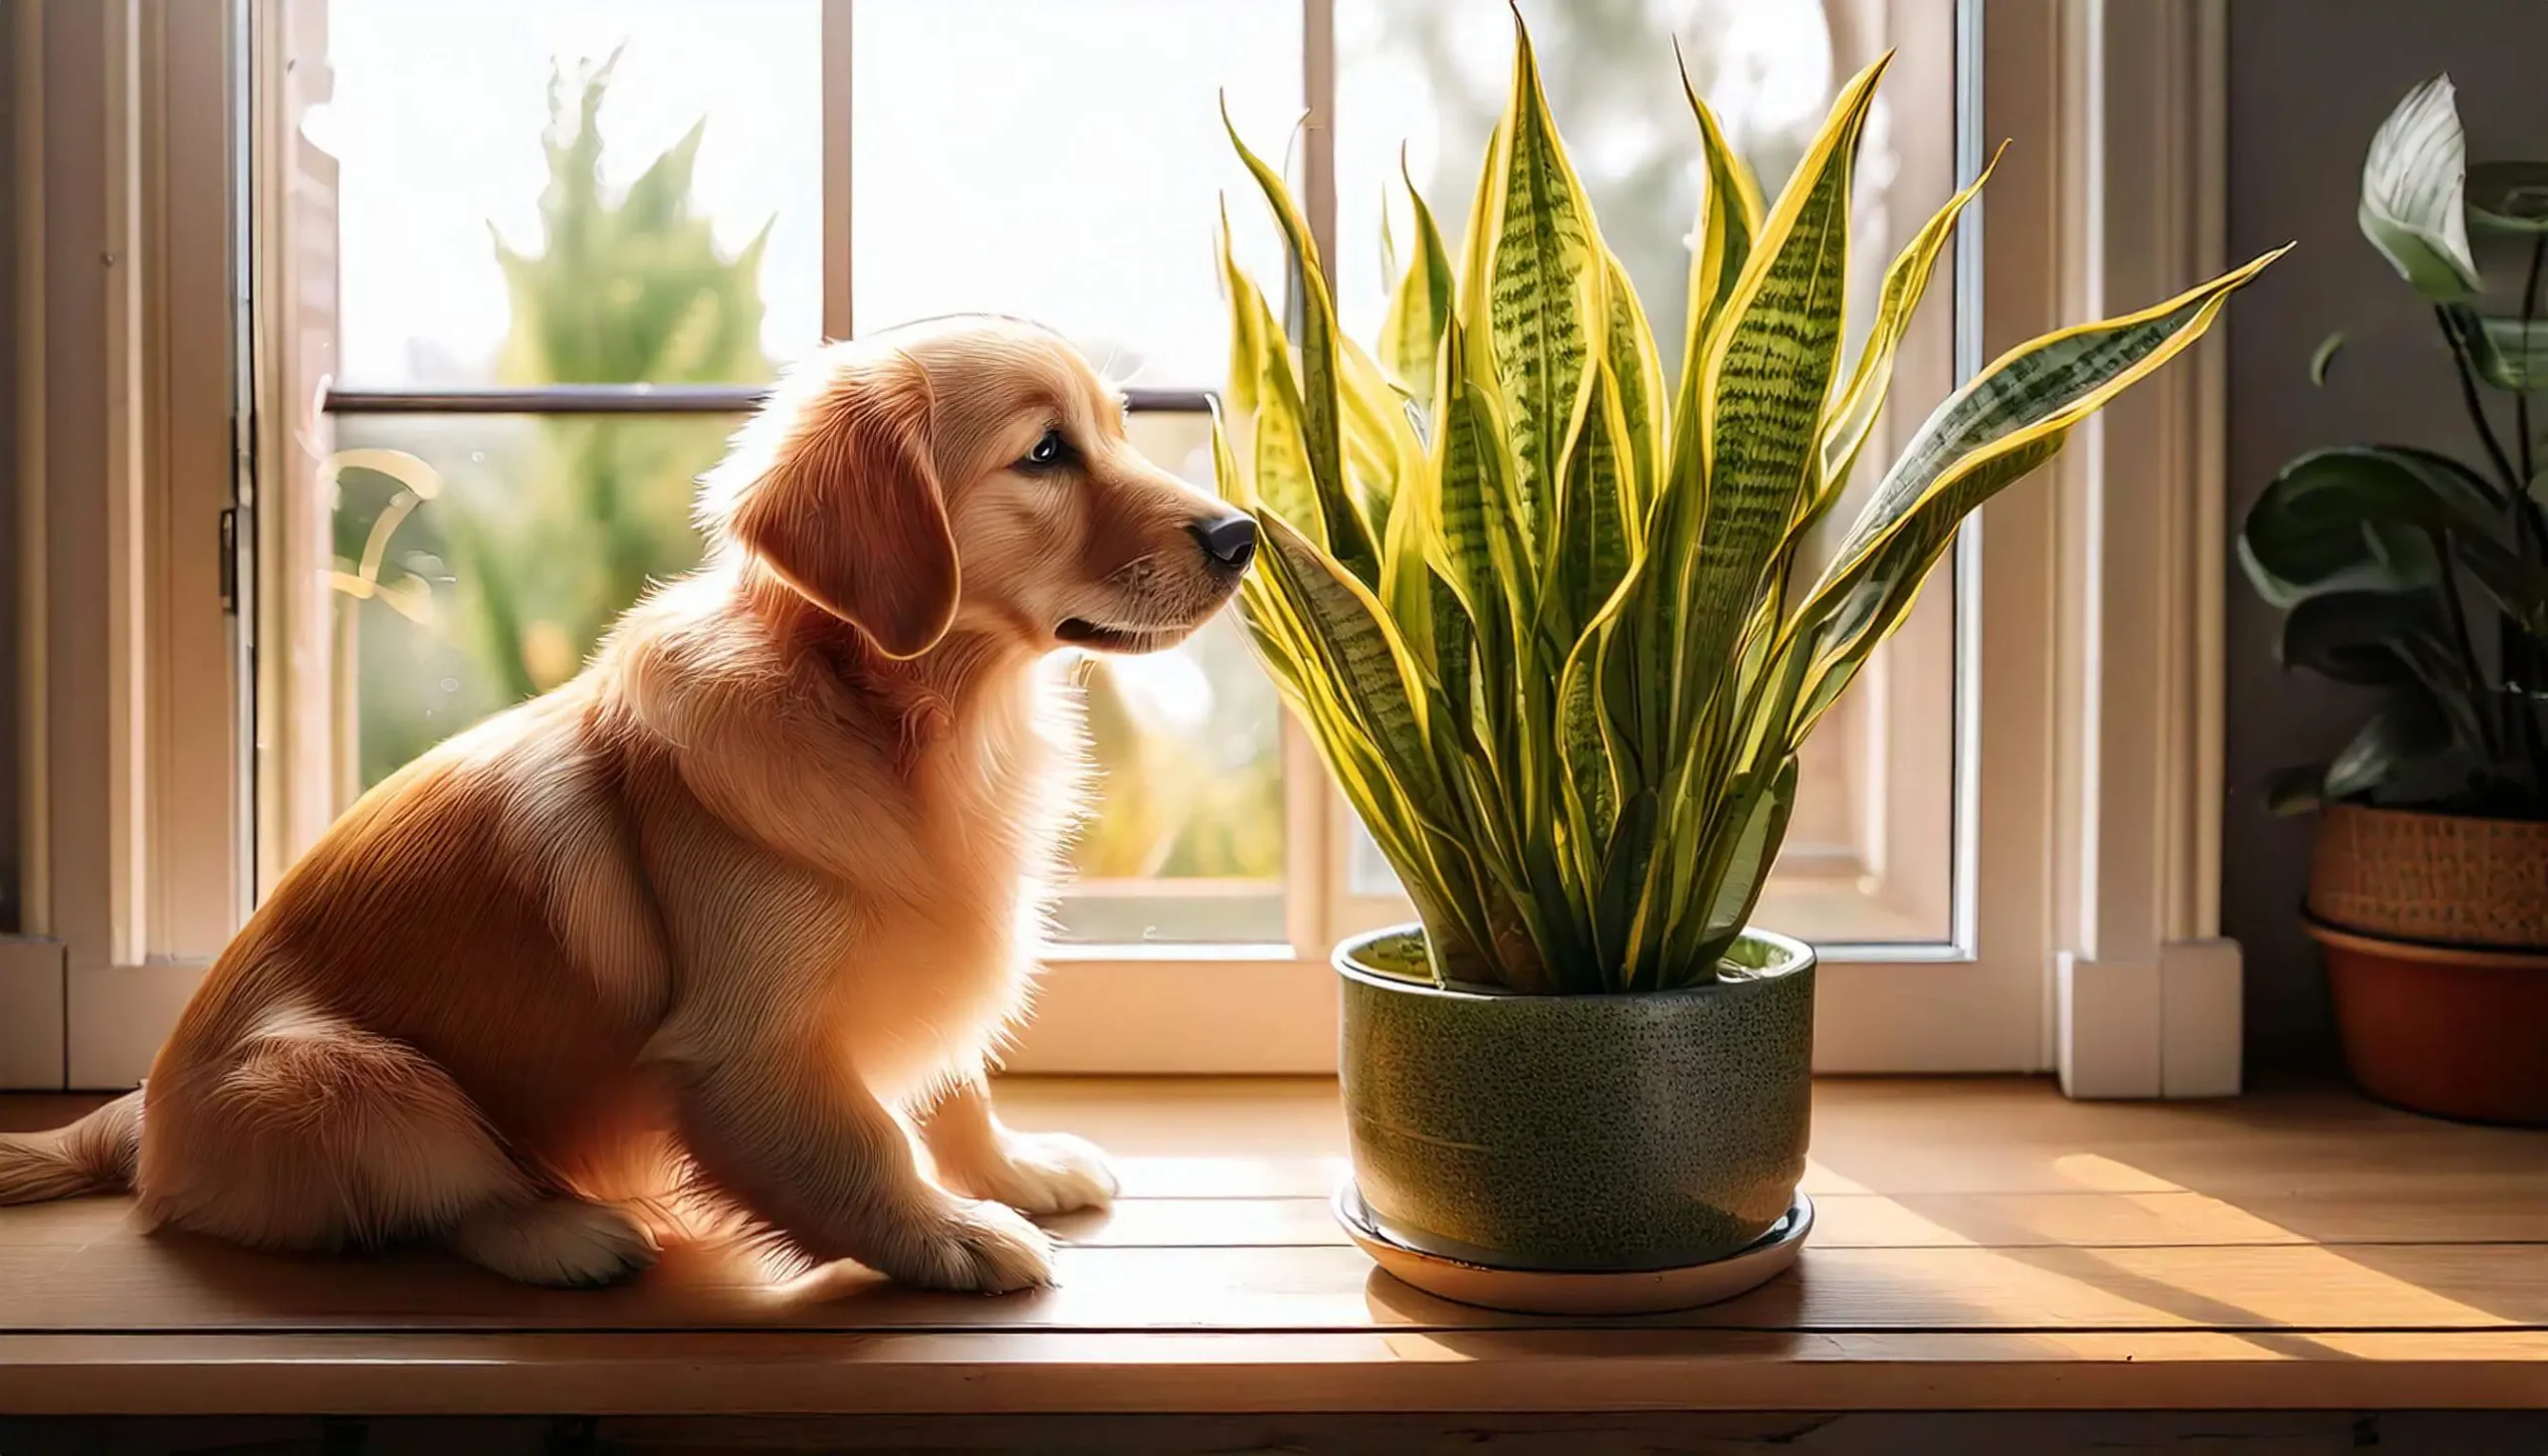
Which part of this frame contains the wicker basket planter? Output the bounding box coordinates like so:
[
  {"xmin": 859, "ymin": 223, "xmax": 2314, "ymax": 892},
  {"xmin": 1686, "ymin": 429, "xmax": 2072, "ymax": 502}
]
[{"xmin": 2305, "ymin": 802, "xmax": 2548, "ymax": 1125}]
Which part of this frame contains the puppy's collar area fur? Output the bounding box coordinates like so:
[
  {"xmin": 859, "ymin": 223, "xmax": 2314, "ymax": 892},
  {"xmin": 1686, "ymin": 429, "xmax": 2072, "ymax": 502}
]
[{"xmin": 735, "ymin": 562, "xmax": 1029, "ymax": 770}]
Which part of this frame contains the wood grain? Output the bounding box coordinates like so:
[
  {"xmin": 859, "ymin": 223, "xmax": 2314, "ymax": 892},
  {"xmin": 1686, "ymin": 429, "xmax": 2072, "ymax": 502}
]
[
  {"xmin": 1057, "ymin": 1190, "xmax": 2548, "ymax": 1249},
  {"xmin": 0, "ymin": 1331, "xmax": 2543, "ymax": 1416},
  {"xmin": 0, "ymin": 1075, "xmax": 2542, "ymax": 1416},
  {"xmin": 8, "ymin": 1234, "xmax": 2548, "ymax": 1335}
]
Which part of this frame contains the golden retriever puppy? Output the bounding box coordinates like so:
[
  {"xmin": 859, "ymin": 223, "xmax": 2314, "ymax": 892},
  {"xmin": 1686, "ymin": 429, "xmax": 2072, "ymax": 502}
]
[{"xmin": 0, "ymin": 315, "xmax": 1258, "ymax": 1292}]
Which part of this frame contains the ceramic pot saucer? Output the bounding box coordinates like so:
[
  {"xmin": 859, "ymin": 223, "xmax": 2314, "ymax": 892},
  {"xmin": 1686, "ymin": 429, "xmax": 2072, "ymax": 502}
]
[{"xmin": 1333, "ymin": 1183, "xmax": 1812, "ymax": 1316}]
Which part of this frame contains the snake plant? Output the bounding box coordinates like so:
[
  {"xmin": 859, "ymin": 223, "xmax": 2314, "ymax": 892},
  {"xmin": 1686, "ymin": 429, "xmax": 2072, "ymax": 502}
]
[{"xmin": 1215, "ymin": 19, "xmax": 2281, "ymax": 993}]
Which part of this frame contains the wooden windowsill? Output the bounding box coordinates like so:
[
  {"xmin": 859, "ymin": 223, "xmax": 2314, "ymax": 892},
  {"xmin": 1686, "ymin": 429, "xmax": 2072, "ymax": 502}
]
[{"xmin": 1, "ymin": 1077, "xmax": 2544, "ymax": 1417}]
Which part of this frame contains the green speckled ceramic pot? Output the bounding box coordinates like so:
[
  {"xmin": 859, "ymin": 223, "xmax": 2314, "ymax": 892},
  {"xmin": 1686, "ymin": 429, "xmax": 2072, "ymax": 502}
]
[{"xmin": 1335, "ymin": 924, "xmax": 1814, "ymax": 1273}]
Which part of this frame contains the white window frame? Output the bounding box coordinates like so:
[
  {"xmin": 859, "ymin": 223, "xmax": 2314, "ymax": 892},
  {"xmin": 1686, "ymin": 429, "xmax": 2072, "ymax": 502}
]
[
  {"xmin": 0, "ymin": 0, "xmax": 2241, "ymax": 1099},
  {"xmin": 2, "ymin": 0, "xmax": 242, "ymax": 1091},
  {"xmin": 1015, "ymin": 0, "xmax": 2246, "ymax": 1098}
]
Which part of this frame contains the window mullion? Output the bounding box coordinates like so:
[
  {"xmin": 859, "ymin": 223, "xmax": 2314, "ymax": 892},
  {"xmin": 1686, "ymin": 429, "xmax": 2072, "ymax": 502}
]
[
  {"xmin": 822, "ymin": 0, "xmax": 853, "ymax": 340},
  {"xmin": 1287, "ymin": 0, "xmax": 1341, "ymax": 960}
]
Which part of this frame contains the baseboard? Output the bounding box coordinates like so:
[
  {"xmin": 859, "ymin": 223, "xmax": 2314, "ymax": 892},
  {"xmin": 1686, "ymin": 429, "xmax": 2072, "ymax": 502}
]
[
  {"xmin": 0, "ymin": 938, "xmax": 67, "ymax": 1089},
  {"xmin": 2056, "ymin": 951, "xmax": 2163, "ymax": 1099},
  {"xmin": 2159, "ymin": 936, "xmax": 2243, "ymax": 1098},
  {"xmin": 2056, "ymin": 939, "xmax": 2244, "ymax": 1100},
  {"xmin": 65, "ymin": 959, "xmax": 206, "ymax": 1090}
]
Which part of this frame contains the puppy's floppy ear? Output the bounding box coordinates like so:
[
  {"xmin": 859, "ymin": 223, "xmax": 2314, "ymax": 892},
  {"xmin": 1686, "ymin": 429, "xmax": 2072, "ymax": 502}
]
[{"xmin": 727, "ymin": 350, "xmax": 958, "ymax": 658}]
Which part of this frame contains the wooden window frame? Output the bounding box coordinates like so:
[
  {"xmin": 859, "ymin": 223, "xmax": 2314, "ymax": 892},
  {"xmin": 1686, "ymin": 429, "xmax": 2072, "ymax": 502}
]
[{"xmin": 0, "ymin": 0, "xmax": 2243, "ymax": 1098}]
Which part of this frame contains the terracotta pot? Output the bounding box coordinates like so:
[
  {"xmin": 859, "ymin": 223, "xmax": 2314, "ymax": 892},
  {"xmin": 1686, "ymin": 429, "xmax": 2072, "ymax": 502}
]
[{"xmin": 2305, "ymin": 803, "xmax": 2548, "ymax": 1126}]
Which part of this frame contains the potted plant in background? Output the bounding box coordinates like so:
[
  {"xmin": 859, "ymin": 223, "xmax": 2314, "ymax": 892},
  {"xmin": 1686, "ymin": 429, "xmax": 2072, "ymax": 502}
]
[
  {"xmin": 1216, "ymin": 17, "xmax": 2276, "ymax": 1313},
  {"xmin": 2241, "ymin": 76, "xmax": 2548, "ymax": 1127}
]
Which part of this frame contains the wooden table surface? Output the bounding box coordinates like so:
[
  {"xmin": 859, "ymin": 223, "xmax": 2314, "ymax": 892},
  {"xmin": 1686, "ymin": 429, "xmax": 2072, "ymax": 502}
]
[{"xmin": 0, "ymin": 1077, "xmax": 2543, "ymax": 1416}]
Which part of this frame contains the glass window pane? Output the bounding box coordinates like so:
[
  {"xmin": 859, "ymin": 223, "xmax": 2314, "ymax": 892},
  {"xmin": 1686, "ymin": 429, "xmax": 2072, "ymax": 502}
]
[
  {"xmin": 1055, "ymin": 413, "xmax": 1286, "ymax": 945},
  {"xmin": 1335, "ymin": 0, "xmax": 1868, "ymax": 344},
  {"xmin": 329, "ymin": 409, "xmax": 1286, "ymax": 948},
  {"xmin": 850, "ymin": 0, "xmax": 1303, "ymax": 389},
  {"xmin": 853, "ymin": 6, "xmax": 1299, "ymax": 944},
  {"xmin": 1333, "ymin": 0, "xmax": 1960, "ymax": 945},
  {"xmin": 315, "ymin": 0, "xmax": 820, "ymax": 385},
  {"xmin": 329, "ymin": 408, "xmax": 1289, "ymax": 947},
  {"xmin": 327, "ymin": 414, "xmax": 743, "ymax": 791}
]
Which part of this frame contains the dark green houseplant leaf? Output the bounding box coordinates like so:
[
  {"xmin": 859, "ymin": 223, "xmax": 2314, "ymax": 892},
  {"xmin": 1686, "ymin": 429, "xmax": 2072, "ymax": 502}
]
[
  {"xmin": 2322, "ymin": 687, "xmax": 2457, "ymax": 801},
  {"xmin": 2277, "ymin": 589, "xmax": 2450, "ymax": 686},
  {"xmin": 2446, "ymin": 304, "xmax": 2548, "ymax": 391},
  {"xmin": 2465, "ymin": 159, "xmax": 2548, "ymax": 234}
]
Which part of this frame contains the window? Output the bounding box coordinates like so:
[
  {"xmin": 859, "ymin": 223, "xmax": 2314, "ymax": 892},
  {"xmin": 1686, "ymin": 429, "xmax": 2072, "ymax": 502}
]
[
  {"xmin": 263, "ymin": 0, "xmax": 1973, "ymax": 1073},
  {"xmin": 1326, "ymin": 0, "xmax": 1963, "ymax": 949},
  {"xmin": 0, "ymin": 0, "xmax": 2217, "ymax": 1097}
]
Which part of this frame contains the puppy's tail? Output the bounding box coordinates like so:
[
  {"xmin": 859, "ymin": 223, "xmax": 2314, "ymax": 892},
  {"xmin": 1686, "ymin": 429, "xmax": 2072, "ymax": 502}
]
[{"xmin": 0, "ymin": 1089, "xmax": 141, "ymax": 1203}]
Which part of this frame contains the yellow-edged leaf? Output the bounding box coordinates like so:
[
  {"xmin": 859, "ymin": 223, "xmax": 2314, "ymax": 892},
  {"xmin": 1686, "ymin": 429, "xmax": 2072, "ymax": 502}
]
[
  {"xmin": 1677, "ymin": 52, "xmax": 1768, "ymax": 374},
  {"xmin": 1668, "ymin": 56, "xmax": 1889, "ymax": 740},
  {"xmin": 1378, "ymin": 153, "xmax": 1456, "ymax": 414},
  {"xmin": 1601, "ymin": 251, "xmax": 1666, "ymax": 527},
  {"xmin": 1786, "ymin": 246, "xmax": 2290, "ymax": 738},
  {"xmin": 1478, "ymin": 7, "xmax": 1602, "ymax": 544},
  {"xmin": 1812, "ymin": 141, "xmax": 2004, "ymax": 518},
  {"xmin": 1340, "ymin": 331, "xmax": 1419, "ymax": 527},
  {"xmin": 1224, "ymin": 102, "xmax": 1380, "ymax": 584},
  {"xmin": 1257, "ymin": 510, "xmax": 1440, "ymax": 803},
  {"xmin": 1663, "ymin": 756, "xmax": 1797, "ymax": 976},
  {"xmin": 1215, "ymin": 203, "xmax": 1264, "ymax": 416}
]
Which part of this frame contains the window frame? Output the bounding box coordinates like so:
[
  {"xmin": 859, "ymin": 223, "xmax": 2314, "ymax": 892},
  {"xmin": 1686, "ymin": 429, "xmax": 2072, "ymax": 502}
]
[
  {"xmin": 0, "ymin": 0, "xmax": 2244, "ymax": 1097},
  {"xmin": 1023, "ymin": 0, "xmax": 2013, "ymax": 1075}
]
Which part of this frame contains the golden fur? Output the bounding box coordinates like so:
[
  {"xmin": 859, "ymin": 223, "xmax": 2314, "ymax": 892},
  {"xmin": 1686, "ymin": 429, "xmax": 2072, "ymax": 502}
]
[{"xmin": 0, "ymin": 316, "xmax": 1254, "ymax": 1292}]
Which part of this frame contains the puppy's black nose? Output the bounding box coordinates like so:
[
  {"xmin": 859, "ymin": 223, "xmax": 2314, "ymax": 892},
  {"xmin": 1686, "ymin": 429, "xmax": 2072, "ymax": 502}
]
[{"xmin": 1189, "ymin": 514, "xmax": 1259, "ymax": 571}]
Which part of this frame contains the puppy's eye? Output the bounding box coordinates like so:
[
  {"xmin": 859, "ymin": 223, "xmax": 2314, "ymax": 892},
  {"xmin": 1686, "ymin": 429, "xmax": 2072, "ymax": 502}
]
[{"xmin": 1018, "ymin": 429, "xmax": 1072, "ymax": 473}]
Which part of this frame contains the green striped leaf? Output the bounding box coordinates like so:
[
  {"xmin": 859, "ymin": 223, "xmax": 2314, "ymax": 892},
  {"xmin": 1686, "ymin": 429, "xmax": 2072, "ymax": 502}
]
[
  {"xmin": 1207, "ymin": 401, "xmax": 1256, "ymax": 510},
  {"xmin": 1216, "ymin": 203, "xmax": 1265, "ymax": 415},
  {"xmin": 1541, "ymin": 356, "xmax": 1635, "ymax": 657},
  {"xmin": 1556, "ymin": 637, "xmax": 1614, "ymax": 880},
  {"xmin": 1667, "ymin": 756, "xmax": 1798, "ymax": 977},
  {"xmin": 1476, "ymin": 10, "xmax": 1601, "ymax": 545},
  {"xmin": 1813, "ymin": 143, "xmax": 2002, "ymax": 517},
  {"xmin": 1787, "ymin": 248, "xmax": 2288, "ymax": 737},
  {"xmin": 1340, "ymin": 331, "xmax": 1420, "ymax": 525},
  {"xmin": 1433, "ymin": 314, "xmax": 1531, "ymax": 675},
  {"xmin": 1638, "ymin": 74, "xmax": 1765, "ymax": 691},
  {"xmin": 1817, "ymin": 247, "xmax": 2288, "ymax": 598},
  {"xmin": 1678, "ymin": 60, "xmax": 1767, "ymax": 383},
  {"xmin": 1247, "ymin": 316, "xmax": 1327, "ymax": 547},
  {"xmin": 1258, "ymin": 511, "xmax": 1438, "ymax": 801},
  {"xmin": 1668, "ymin": 57, "xmax": 1888, "ymax": 741},
  {"xmin": 1602, "ymin": 251, "xmax": 1666, "ymax": 526},
  {"xmin": 1379, "ymin": 157, "xmax": 1456, "ymax": 415},
  {"xmin": 1218, "ymin": 219, "xmax": 1325, "ymax": 542},
  {"xmin": 1225, "ymin": 104, "xmax": 1381, "ymax": 584}
]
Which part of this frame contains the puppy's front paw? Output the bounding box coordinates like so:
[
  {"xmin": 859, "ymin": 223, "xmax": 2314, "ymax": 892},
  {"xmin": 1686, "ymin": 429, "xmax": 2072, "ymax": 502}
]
[
  {"xmin": 948, "ymin": 1132, "xmax": 1120, "ymax": 1216},
  {"xmin": 885, "ymin": 1198, "xmax": 1055, "ymax": 1294}
]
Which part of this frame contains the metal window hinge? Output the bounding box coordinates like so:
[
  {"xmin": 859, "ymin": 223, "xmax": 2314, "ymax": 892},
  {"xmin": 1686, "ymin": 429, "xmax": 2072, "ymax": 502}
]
[{"xmin": 218, "ymin": 505, "xmax": 239, "ymax": 615}]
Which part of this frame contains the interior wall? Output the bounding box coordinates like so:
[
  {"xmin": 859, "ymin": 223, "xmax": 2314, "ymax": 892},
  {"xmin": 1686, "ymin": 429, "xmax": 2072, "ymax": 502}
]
[
  {"xmin": 0, "ymin": 11, "xmax": 20, "ymax": 936},
  {"xmin": 2224, "ymin": 0, "xmax": 2548, "ymax": 1070}
]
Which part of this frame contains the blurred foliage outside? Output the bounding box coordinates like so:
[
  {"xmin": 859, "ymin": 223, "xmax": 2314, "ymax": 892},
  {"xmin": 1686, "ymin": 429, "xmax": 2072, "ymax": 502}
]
[
  {"xmin": 327, "ymin": 6, "xmax": 1864, "ymax": 904},
  {"xmin": 329, "ymin": 55, "xmax": 1277, "ymax": 888}
]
